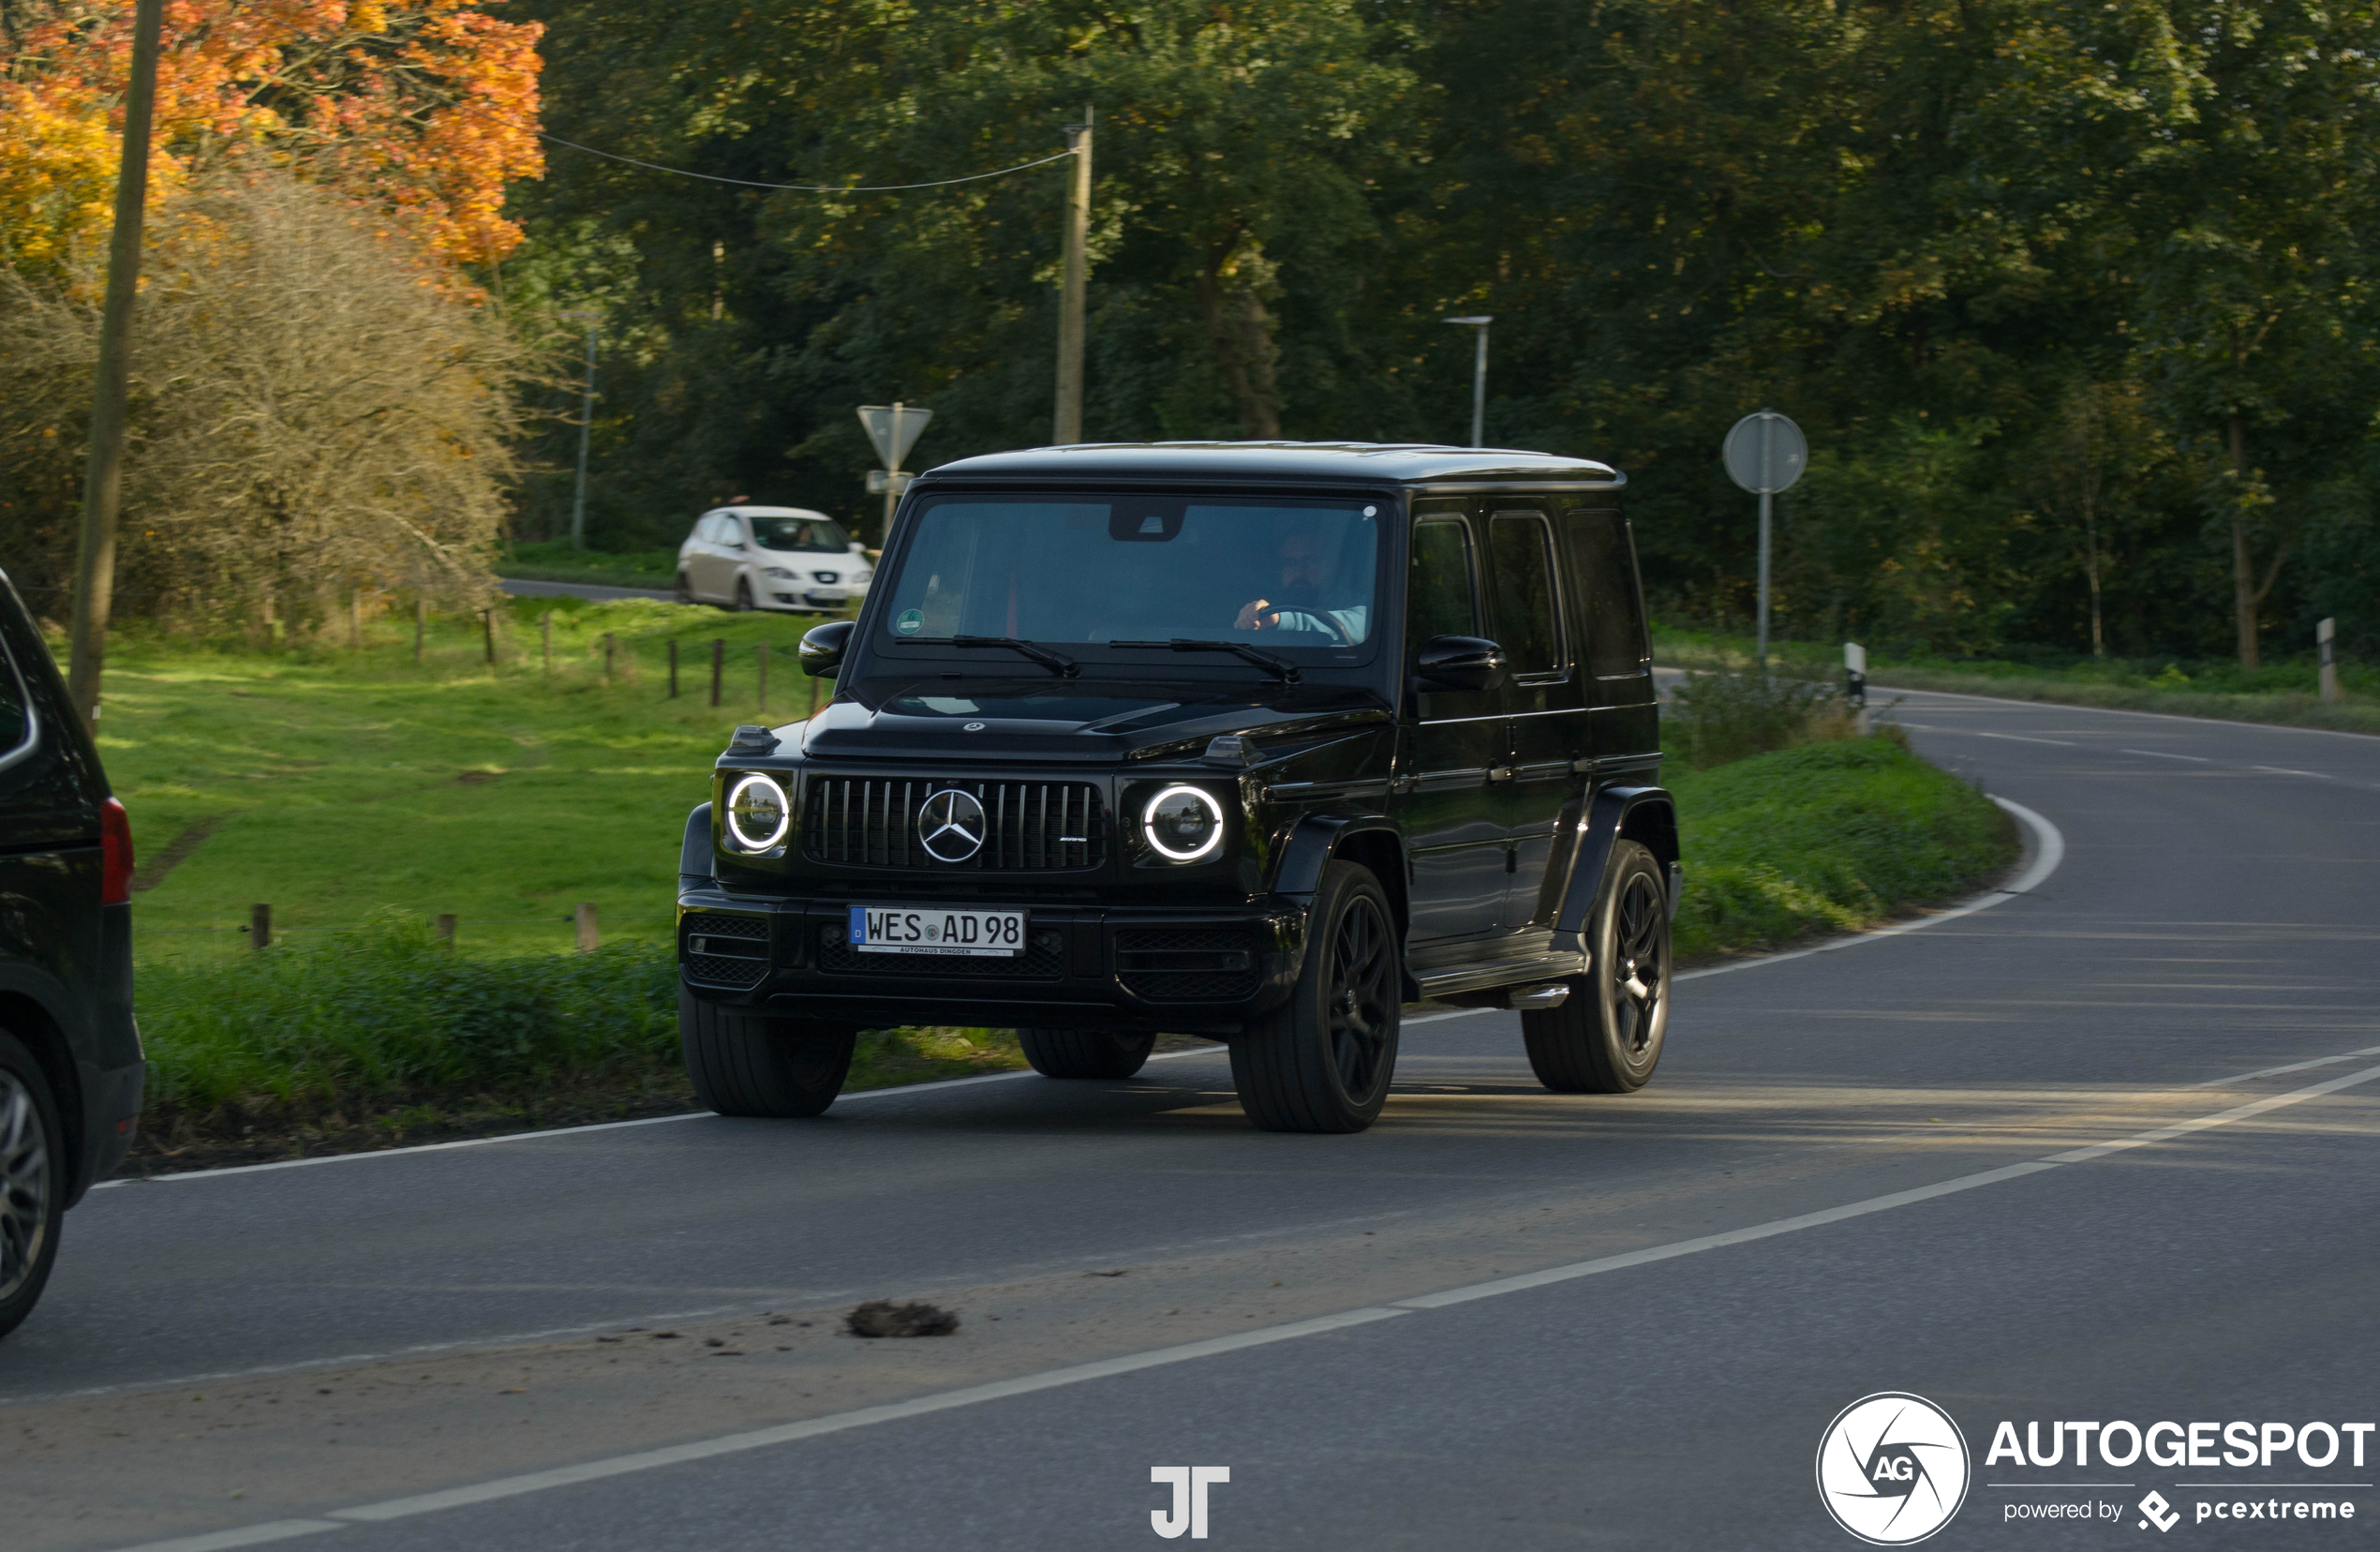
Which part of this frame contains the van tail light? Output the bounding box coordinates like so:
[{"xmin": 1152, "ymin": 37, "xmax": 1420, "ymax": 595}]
[{"xmin": 100, "ymin": 798, "xmax": 135, "ymax": 905}]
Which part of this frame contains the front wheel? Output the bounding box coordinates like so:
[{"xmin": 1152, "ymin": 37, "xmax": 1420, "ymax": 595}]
[
  {"xmin": 674, "ymin": 572, "xmax": 695, "ymax": 605},
  {"xmin": 1018, "ymin": 1028, "xmax": 1155, "ymax": 1080},
  {"xmin": 0, "ymin": 1033, "xmax": 65, "ymax": 1341},
  {"xmin": 1230, "ymin": 861, "xmax": 1401, "ymax": 1132},
  {"xmin": 1523, "ymin": 840, "xmax": 1671, "ymax": 1093},
  {"xmin": 733, "ymin": 577, "xmax": 755, "ymax": 612},
  {"xmin": 680, "ymin": 991, "xmax": 855, "ymax": 1117}
]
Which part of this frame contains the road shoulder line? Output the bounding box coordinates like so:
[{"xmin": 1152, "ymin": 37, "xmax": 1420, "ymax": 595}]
[{"xmin": 108, "ymin": 1048, "xmax": 2380, "ymax": 1552}]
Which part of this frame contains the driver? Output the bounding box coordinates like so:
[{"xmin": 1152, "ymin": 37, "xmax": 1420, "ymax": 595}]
[{"xmin": 1232, "ymin": 525, "xmax": 1368, "ymax": 641}]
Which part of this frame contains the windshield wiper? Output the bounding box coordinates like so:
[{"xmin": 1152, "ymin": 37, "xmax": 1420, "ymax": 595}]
[
  {"xmin": 1108, "ymin": 639, "xmax": 1302, "ymax": 684},
  {"xmin": 918, "ymin": 635, "xmax": 1079, "ymax": 678}
]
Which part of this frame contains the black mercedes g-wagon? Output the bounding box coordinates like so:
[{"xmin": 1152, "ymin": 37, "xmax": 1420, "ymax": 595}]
[
  {"xmin": 676, "ymin": 443, "xmax": 1677, "ymax": 1133},
  {"xmin": 0, "ymin": 569, "xmax": 143, "ymax": 1338}
]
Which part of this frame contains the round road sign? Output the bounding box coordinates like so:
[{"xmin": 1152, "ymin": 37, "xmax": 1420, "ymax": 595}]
[{"xmin": 1723, "ymin": 410, "xmax": 1807, "ymax": 495}]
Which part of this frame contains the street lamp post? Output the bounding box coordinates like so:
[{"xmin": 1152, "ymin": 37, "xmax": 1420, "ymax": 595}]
[
  {"xmin": 1442, "ymin": 316, "xmax": 1492, "ymax": 447},
  {"xmin": 559, "ymin": 311, "xmax": 600, "ymax": 550}
]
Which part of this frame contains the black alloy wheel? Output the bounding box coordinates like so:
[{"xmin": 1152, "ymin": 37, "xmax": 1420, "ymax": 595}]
[
  {"xmin": 1018, "ymin": 1028, "xmax": 1156, "ymax": 1080},
  {"xmin": 0, "ymin": 1033, "xmax": 64, "ymax": 1340},
  {"xmin": 1230, "ymin": 861, "xmax": 1402, "ymax": 1132},
  {"xmin": 733, "ymin": 577, "xmax": 755, "ymax": 612},
  {"xmin": 1523, "ymin": 839, "xmax": 1671, "ymax": 1093},
  {"xmin": 679, "ymin": 991, "xmax": 855, "ymax": 1117}
]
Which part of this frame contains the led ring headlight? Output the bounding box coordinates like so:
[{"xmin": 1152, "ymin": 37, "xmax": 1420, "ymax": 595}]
[
  {"xmin": 725, "ymin": 772, "xmax": 791, "ymax": 852},
  {"xmin": 1142, "ymin": 784, "xmax": 1226, "ymax": 862}
]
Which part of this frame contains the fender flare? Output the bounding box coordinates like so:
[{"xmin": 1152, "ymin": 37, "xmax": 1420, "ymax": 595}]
[
  {"xmin": 679, "ymin": 802, "xmax": 714, "ymax": 890},
  {"xmin": 1271, "ymin": 813, "xmax": 1401, "ymax": 902},
  {"xmin": 1549, "ymin": 784, "xmax": 1681, "ymax": 957}
]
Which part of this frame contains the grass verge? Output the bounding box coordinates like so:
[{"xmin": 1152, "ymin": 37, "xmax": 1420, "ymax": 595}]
[
  {"xmin": 1654, "ymin": 625, "xmax": 2380, "ymax": 737},
  {"xmin": 498, "ymin": 541, "xmax": 681, "ymax": 589}
]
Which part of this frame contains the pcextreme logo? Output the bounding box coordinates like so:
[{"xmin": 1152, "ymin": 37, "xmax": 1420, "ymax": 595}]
[{"xmin": 1817, "ymin": 1392, "xmax": 1974, "ymax": 1545}]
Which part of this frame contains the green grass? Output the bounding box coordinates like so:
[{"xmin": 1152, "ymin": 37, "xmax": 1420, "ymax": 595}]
[
  {"xmin": 498, "ymin": 540, "xmax": 682, "ymax": 589},
  {"xmin": 86, "ymin": 593, "xmax": 846, "ymax": 963},
  {"xmin": 1668, "ymin": 735, "xmax": 2018, "ymax": 960},
  {"xmin": 1653, "ymin": 624, "xmax": 2380, "ymax": 737}
]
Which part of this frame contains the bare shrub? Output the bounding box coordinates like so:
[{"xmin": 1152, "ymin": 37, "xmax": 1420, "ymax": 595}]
[
  {"xmin": 0, "ymin": 172, "xmax": 533, "ymax": 631},
  {"xmin": 1668, "ymin": 669, "xmax": 1851, "ymax": 770}
]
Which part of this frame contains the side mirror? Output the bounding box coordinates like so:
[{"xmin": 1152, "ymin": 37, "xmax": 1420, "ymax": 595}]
[
  {"xmin": 799, "ymin": 619, "xmax": 855, "ymax": 679},
  {"xmin": 1415, "ymin": 634, "xmax": 1507, "ymax": 694}
]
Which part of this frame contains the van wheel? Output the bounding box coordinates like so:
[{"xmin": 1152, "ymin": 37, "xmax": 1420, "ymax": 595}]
[
  {"xmin": 1230, "ymin": 861, "xmax": 1400, "ymax": 1133},
  {"xmin": 1524, "ymin": 840, "xmax": 1670, "ymax": 1093},
  {"xmin": 733, "ymin": 577, "xmax": 755, "ymax": 612},
  {"xmin": 674, "ymin": 573, "xmax": 694, "ymax": 605},
  {"xmin": 679, "ymin": 991, "xmax": 855, "ymax": 1117},
  {"xmin": 0, "ymin": 1033, "xmax": 64, "ymax": 1341},
  {"xmin": 1018, "ymin": 1028, "xmax": 1155, "ymax": 1080}
]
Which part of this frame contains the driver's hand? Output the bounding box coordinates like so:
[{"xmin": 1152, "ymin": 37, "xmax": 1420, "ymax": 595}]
[{"xmin": 1234, "ymin": 598, "xmax": 1275, "ymax": 632}]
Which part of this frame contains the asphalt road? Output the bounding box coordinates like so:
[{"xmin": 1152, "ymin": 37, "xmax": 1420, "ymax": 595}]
[{"xmin": 7, "ymin": 687, "xmax": 2378, "ymax": 1551}]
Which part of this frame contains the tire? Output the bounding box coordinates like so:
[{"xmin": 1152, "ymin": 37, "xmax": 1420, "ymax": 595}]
[
  {"xmin": 1524, "ymin": 840, "xmax": 1671, "ymax": 1093},
  {"xmin": 679, "ymin": 990, "xmax": 855, "ymax": 1117},
  {"xmin": 0, "ymin": 1033, "xmax": 65, "ymax": 1342},
  {"xmin": 674, "ymin": 573, "xmax": 695, "ymax": 605},
  {"xmin": 733, "ymin": 577, "xmax": 755, "ymax": 612},
  {"xmin": 1018, "ymin": 1028, "xmax": 1155, "ymax": 1080},
  {"xmin": 1229, "ymin": 861, "xmax": 1401, "ymax": 1132}
]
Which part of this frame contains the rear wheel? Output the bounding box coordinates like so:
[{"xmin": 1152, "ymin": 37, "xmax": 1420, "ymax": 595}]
[
  {"xmin": 1230, "ymin": 861, "xmax": 1401, "ymax": 1133},
  {"xmin": 1523, "ymin": 840, "xmax": 1670, "ymax": 1093},
  {"xmin": 0, "ymin": 1033, "xmax": 64, "ymax": 1341},
  {"xmin": 1018, "ymin": 1028, "xmax": 1155, "ymax": 1080},
  {"xmin": 679, "ymin": 991, "xmax": 855, "ymax": 1117}
]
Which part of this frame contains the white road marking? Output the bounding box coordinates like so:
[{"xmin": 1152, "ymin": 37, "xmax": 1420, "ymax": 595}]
[
  {"xmin": 1871, "ymin": 680, "xmax": 2380, "ymax": 742},
  {"xmin": 107, "ymin": 1048, "xmax": 2380, "ymax": 1552},
  {"xmin": 2120, "ymin": 748, "xmax": 2210, "ymax": 762},
  {"xmin": 2252, "ymin": 766, "xmax": 2331, "ymax": 778},
  {"xmin": 1969, "ymin": 730, "xmax": 2077, "ymax": 747}
]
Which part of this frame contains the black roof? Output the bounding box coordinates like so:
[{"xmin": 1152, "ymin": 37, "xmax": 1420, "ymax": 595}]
[{"xmin": 914, "ymin": 441, "xmax": 1623, "ymax": 490}]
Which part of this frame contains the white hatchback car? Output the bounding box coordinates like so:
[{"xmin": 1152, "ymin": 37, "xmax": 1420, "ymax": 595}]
[{"xmin": 674, "ymin": 506, "xmax": 874, "ymax": 613}]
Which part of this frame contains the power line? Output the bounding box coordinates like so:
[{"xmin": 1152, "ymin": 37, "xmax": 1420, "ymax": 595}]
[{"xmin": 535, "ymin": 131, "xmax": 1075, "ymax": 192}]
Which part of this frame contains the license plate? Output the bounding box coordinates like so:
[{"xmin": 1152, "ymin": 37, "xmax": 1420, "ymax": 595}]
[{"xmin": 848, "ymin": 905, "xmax": 1025, "ymax": 957}]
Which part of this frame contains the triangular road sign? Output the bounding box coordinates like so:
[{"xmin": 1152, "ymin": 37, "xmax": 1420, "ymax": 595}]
[{"xmin": 857, "ymin": 403, "xmax": 932, "ymax": 470}]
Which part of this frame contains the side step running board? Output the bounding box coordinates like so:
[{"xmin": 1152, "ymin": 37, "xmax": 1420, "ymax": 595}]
[{"xmin": 1413, "ymin": 951, "xmax": 1587, "ymax": 1000}]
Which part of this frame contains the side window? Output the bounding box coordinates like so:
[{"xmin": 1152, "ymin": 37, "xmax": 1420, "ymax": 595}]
[
  {"xmin": 1564, "ymin": 507, "xmax": 1650, "ymax": 679},
  {"xmin": 1406, "ymin": 517, "xmax": 1480, "ymax": 663},
  {"xmin": 1488, "ymin": 513, "xmax": 1563, "ymax": 679},
  {"xmin": 0, "ymin": 623, "xmax": 34, "ymax": 770}
]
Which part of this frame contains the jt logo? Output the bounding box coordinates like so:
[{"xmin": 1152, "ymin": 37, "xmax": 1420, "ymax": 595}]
[{"xmin": 1151, "ymin": 1467, "xmax": 1230, "ymax": 1539}]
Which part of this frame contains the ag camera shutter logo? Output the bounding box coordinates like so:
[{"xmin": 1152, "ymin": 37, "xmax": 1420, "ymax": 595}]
[{"xmin": 1817, "ymin": 1392, "xmax": 1971, "ymax": 1545}]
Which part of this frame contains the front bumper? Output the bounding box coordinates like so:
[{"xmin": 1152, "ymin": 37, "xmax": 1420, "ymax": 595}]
[
  {"xmin": 677, "ymin": 889, "xmax": 1307, "ymax": 1036},
  {"xmin": 766, "ymin": 582, "xmax": 869, "ymax": 612}
]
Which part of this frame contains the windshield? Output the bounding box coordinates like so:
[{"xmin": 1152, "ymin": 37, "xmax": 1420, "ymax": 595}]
[
  {"xmin": 876, "ymin": 495, "xmax": 1383, "ymax": 655},
  {"xmin": 748, "ymin": 515, "xmax": 850, "ymax": 553}
]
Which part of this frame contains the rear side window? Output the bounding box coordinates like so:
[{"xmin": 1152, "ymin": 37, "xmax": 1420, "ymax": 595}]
[
  {"xmin": 1488, "ymin": 513, "xmax": 1563, "ymax": 679},
  {"xmin": 1564, "ymin": 508, "xmax": 1650, "ymax": 679},
  {"xmin": 1406, "ymin": 518, "xmax": 1480, "ymax": 660}
]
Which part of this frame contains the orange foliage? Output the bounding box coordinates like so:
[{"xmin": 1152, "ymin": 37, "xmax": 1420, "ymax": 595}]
[{"xmin": 0, "ymin": 0, "xmax": 543, "ymax": 274}]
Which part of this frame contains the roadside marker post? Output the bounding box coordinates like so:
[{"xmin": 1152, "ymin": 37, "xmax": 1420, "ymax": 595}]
[
  {"xmin": 2318, "ymin": 617, "xmax": 2339, "ymax": 703},
  {"xmin": 1845, "ymin": 642, "xmax": 1868, "ymax": 734},
  {"xmin": 1722, "ymin": 410, "xmax": 1808, "ymax": 671}
]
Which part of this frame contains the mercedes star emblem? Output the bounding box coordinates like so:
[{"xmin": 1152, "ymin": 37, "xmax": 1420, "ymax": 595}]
[
  {"xmin": 917, "ymin": 787, "xmax": 987, "ymax": 862},
  {"xmin": 963, "ymin": 721, "xmax": 987, "ymax": 731}
]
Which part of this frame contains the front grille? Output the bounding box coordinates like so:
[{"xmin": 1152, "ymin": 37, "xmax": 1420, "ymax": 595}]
[
  {"xmin": 807, "ymin": 778, "xmax": 1107, "ymax": 871},
  {"xmin": 816, "ymin": 922, "xmax": 1066, "ymax": 979},
  {"xmin": 683, "ymin": 912, "xmax": 770, "ymax": 988},
  {"xmin": 1116, "ymin": 928, "xmax": 1261, "ymax": 1003}
]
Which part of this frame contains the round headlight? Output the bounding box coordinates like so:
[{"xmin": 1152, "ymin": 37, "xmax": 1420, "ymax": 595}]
[
  {"xmin": 1142, "ymin": 784, "xmax": 1226, "ymax": 862},
  {"xmin": 725, "ymin": 772, "xmax": 791, "ymax": 852}
]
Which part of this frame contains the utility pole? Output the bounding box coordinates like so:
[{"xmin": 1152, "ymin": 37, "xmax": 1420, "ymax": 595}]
[
  {"xmin": 561, "ymin": 311, "xmax": 600, "ymax": 549},
  {"xmin": 65, "ymin": 0, "xmax": 166, "ymax": 730},
  {"xmin": 1052, "ymin": 107, "xmax": 1093, "ymax": 445},
  {"xmin": 1442, "ymin": 317, "xmax": 1491, "ymax": 447}
]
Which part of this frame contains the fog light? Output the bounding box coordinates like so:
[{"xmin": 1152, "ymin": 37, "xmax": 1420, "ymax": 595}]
[
  {"xmin": 725, "ymin": 773, "xmax": 791, "ymax": 851},
  {"xmin": 1142, "ymin": 785, "xmax": 1225, "ymax": 861}
]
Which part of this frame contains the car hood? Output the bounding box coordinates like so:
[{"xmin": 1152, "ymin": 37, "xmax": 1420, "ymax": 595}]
[{"xmin": 793, "ymin": 680, "xmax": 1391, "ymax": 765}]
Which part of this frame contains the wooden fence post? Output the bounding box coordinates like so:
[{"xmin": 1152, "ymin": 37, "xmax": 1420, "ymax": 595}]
[
  {"xmin": 603, "ymin": 633, "xmax": 616, "ymax": 681},
  {"xmin": 414, "ymin": 597, "xmax": 425, "ymax": 664},
  {"xmin": 436, "ymin": 913, "xmax": 456, "ymax": 948},
  {"xmin": 756, "ymin": 642, "xmax": 768, "ymax": 711},
  {"xmin": 541, "ymin": 612, "xmax": 553, "ymax": 675},
  {"xmin": 350, "ymin": 591, "xmax": 363, "ymax": 648},
  {"xmin": 249, "ymin": 903, "xmax": 272, "ymax": 950},
  {"xmin": 710, "ymin": 638, "xmax": 723, "ymax": 707},
  {"xmin": 482, "ymin": 608, "xmax": 496, "ymax": 665},
  {"xmin": 668, "ymin": 639, "xmax": 679, "ymax": 698},
  {"xmin": 574, "ymin": 903, "xmax": 600, "ymax": 953}
]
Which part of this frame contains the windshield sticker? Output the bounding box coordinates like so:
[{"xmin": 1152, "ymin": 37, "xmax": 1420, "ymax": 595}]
[{"xmin": 896, "ymin": 608, "xmax": 924, "ymax": 635}]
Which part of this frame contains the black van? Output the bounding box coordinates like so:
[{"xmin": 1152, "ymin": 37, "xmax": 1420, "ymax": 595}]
[
  {"xmin": 0, "ymin": 572, "xmax": 143, "ymax": 1337},
  {"xmin": 677, "ymin": 443, "xmax": 1677, "ymax": 1133}
]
